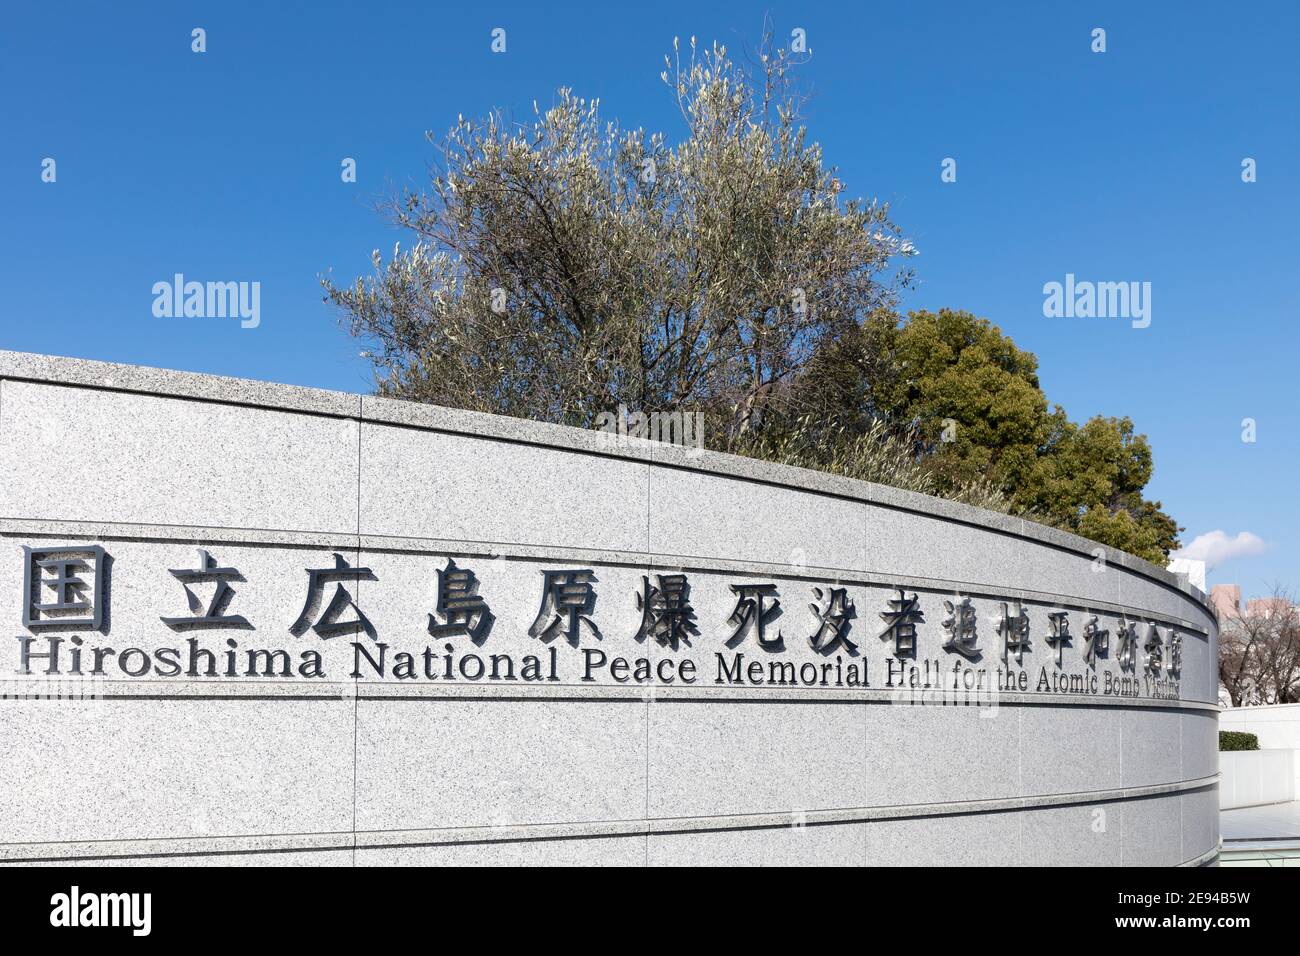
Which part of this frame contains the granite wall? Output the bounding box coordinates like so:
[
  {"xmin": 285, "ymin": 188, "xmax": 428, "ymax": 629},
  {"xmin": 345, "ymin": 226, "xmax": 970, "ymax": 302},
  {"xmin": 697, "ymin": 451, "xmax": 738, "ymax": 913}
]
[{"xmin": 0, "ymin": 351, "xmax": 1219, "ymax": 865}]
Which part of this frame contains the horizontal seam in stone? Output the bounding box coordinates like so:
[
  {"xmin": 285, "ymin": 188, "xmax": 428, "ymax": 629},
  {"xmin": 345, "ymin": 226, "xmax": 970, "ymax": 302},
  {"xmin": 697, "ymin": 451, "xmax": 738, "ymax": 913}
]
[
  {"xmin": 0, "ymin": 775, "xmax": 1219, "ymax": 861},
  {"xmin": 0, "ymin": 686, "xmax": 1221, "ymax": 712}
]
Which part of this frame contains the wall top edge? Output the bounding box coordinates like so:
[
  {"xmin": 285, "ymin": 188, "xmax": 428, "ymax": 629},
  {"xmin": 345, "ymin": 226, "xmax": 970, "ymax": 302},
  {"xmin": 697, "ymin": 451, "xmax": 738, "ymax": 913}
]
[
  {"xmin": 1220, "ymin": 702, "xmax": 1300, "ymax": 713},
  {"xmin": 0, "ymin": 349, "xmax": 1211, "ymax": 618}
]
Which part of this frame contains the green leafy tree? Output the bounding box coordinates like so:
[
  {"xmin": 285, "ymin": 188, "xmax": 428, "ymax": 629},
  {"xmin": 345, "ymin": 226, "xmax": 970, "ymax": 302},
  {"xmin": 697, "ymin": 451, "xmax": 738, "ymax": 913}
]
[
  {"xmin": 865, "ymin": 308, "xmax": 1181, "ymax": 562},
  {"xmin": 867, "ymin": 307, "xmax": 1051, "ymax": 494}
]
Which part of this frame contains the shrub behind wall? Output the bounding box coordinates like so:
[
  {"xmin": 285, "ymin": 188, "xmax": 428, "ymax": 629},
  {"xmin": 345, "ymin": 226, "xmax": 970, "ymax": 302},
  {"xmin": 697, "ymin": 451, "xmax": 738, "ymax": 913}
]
[{"xmin": 1219, "ymin": 731, "xmax": 1260, "ymax": 752}]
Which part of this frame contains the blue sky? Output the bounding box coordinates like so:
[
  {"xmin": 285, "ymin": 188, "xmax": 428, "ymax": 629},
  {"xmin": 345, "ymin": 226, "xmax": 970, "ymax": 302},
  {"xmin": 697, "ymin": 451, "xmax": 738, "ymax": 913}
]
[{"xmin": 3, "ymin": 1, "xmax": 1296, "ymax": 595}]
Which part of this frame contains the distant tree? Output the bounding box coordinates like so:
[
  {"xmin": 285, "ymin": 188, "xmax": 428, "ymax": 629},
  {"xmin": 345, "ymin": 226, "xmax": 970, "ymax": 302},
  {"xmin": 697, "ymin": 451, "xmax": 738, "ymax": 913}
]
[
  {"xmin": 1219, "ymin": 591, "xmax": 1300, "ymax": 706},
  {"xmin": 324, "ymin": 33, "xmax": 912, "ymax": 442}
]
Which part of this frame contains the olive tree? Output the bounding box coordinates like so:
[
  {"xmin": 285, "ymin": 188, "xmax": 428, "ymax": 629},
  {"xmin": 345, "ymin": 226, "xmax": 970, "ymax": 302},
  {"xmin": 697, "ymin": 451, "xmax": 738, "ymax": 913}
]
[{"xmin": 324, "ymin": 34, "xmax": 912, "ymax": 446}]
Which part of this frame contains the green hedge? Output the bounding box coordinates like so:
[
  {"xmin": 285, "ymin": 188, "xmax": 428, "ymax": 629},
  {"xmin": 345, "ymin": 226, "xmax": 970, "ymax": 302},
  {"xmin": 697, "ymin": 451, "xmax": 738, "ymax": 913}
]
[{"xmin": 1219, "ymin": 731, "xmax": 1260, "ymax": 752}]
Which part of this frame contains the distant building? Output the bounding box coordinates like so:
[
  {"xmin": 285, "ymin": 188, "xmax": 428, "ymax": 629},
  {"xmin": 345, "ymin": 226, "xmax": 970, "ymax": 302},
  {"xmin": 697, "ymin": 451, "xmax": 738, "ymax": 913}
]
[
  {"xmin": 1168, "ymin": 557, "xmax": 1206, "ymax": 591},
  {"xmin": 1210, "ymin": 584, "xmax": 1298, "ymax": 621},
  {"xmin": 1211, "ymin": 583, "xmax": 1242, "ymax": 620},
  {"xmin": 1248, "ymin": 596, "xmax": 1296, "ymax": 618}
]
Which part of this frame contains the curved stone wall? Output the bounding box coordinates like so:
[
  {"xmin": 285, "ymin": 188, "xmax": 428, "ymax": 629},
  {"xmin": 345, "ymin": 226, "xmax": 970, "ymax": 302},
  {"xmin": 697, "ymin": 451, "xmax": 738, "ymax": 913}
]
[{"xmin": 0, "ymin": 351, "xmax": 1218, "ymax": 865}]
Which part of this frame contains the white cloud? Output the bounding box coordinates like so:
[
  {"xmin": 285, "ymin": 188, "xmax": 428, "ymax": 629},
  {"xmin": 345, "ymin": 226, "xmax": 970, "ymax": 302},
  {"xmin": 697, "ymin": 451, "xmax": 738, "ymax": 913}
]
[{"xmin": 1171, "ymin": 530, "xmax": 1268, "ymax": 570}]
